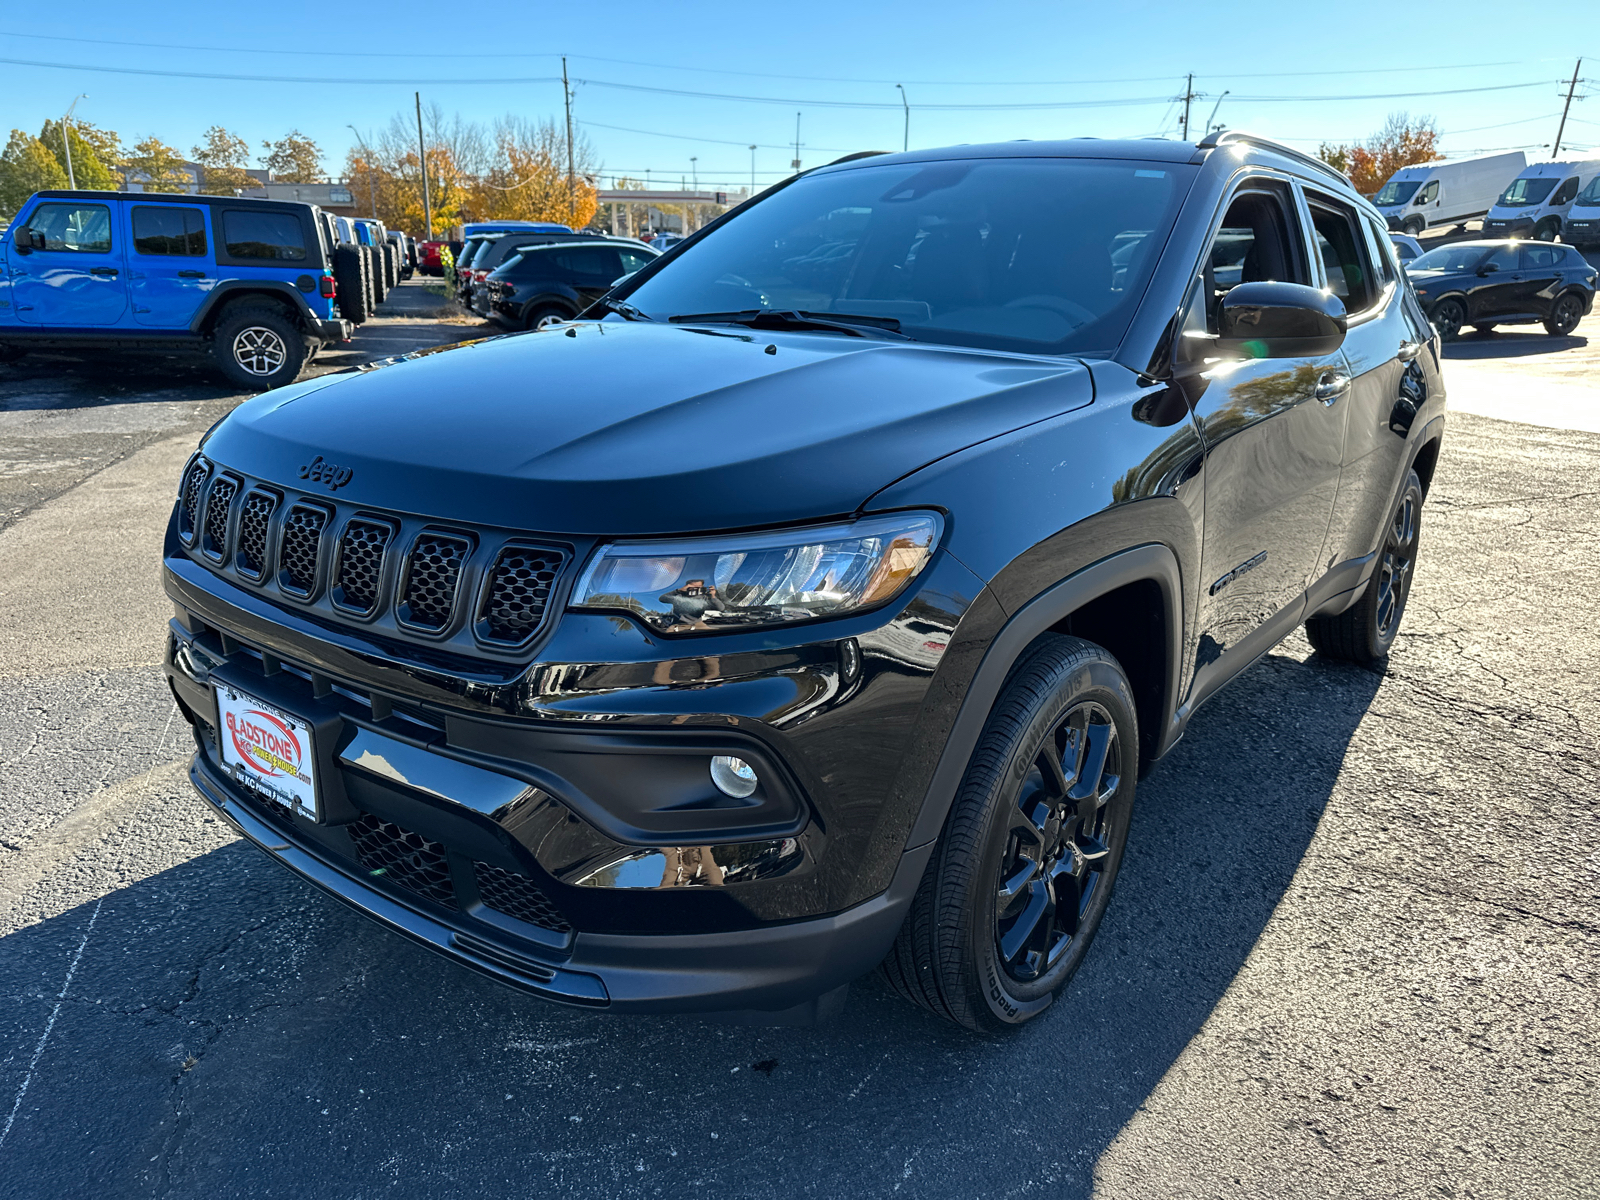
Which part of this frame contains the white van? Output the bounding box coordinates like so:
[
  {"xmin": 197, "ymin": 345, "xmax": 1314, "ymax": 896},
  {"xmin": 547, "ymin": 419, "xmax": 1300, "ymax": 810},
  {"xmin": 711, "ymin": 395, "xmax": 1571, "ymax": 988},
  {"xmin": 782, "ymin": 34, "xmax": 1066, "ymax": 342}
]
[
  {"xmin": 1372, "ymin": 151, "xmax": 1527, "ymax": 236},
  {"xmin": 1483, "ymin": 158, "xmax": 1600, "ymax": 242},
  {"xmin": 1563, "ymin": 174, "xmax": 1600, "ymax": 248}
]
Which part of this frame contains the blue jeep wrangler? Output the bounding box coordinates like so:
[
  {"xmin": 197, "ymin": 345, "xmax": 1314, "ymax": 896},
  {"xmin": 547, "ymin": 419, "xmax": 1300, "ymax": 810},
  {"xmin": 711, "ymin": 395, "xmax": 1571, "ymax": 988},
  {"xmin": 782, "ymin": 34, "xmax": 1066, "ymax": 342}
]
[{"xmin": 0, "ymin": 190, "xmax": 352, "ymax": 390}]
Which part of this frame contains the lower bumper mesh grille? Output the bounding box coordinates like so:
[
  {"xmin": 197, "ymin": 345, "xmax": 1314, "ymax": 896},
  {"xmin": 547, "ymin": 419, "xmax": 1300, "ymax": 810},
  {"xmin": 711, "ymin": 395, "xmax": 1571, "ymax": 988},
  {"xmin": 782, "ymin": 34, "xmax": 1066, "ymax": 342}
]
[
  {"xmin": 474, "ymin": 861, "xmax": 571, "ymax": 932},
  {"xmin": 349, "ymin": 813, "xmax": 457, "ymax": 908}
]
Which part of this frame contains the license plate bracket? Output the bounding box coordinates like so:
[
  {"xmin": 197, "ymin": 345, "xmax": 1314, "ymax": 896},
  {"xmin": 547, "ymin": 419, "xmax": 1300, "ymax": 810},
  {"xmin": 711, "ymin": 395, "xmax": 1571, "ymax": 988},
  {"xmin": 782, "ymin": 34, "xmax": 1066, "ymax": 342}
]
[{"xmin": 215, "ymin": 683, "xmax": 319, "ymax": 821}]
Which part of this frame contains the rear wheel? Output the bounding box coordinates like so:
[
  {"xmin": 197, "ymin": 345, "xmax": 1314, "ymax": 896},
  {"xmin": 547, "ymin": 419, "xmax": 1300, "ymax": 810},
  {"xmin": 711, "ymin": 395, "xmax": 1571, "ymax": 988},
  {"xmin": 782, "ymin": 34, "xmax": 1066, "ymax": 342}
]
[
  {"xmin": 1545, "ymin": 291, "xmax": 1584, "ymax": 336},
  {"xmin": 1306, "ymin": 468, "xmax": 1422, "ymax": 667},
  {"xmin": 879, "ymin": 636, "xmax": 1137, "ymax": 1034},
  {"xmin": 524, "ymin": 305, "xmax": 569, "ymax": 331},
  {"xmin": 213, "ymin": 304, "xmax": 307, "ymax": 391},
  {"xmin": 1430, "ymin": 297, "xmax": 1465, "ymax": 341}
]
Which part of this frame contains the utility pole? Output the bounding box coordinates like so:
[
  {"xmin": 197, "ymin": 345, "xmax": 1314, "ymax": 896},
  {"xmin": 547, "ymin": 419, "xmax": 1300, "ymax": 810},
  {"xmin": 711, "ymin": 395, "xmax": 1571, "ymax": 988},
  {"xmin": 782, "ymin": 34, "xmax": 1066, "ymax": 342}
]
[
  {"xmin": 792, "ymin": 112, "xmax": 802, "ymax": 173},
  {"xmin": 1553, "ymin": 58, "xmax": 1583, "ymax": 157},
  {"xmin": 562, "ymin": 57, "xmax": 577, "ymax": 226},
  {"xmin": 61, "ymin": 94, "xmax": 86, "ymax": 189},
  {"xmin": 1180, "ymin": 74, "xmax": 1195, "ymax": 140},
  {"xmin": 413, "ymin": 94, "xmax": 433, "ymax": 238},
  {"xmin": 895, "ymin": 84, "xmax": 909, "ymax": 153}
]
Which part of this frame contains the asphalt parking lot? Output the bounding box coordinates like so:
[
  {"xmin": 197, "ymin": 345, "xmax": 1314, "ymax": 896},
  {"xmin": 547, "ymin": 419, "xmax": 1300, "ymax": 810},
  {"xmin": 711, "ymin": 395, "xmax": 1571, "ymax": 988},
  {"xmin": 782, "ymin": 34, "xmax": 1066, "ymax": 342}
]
[{"xmin": 1, "ymin": 279, "xmax": 1597, "ymax": 1198}]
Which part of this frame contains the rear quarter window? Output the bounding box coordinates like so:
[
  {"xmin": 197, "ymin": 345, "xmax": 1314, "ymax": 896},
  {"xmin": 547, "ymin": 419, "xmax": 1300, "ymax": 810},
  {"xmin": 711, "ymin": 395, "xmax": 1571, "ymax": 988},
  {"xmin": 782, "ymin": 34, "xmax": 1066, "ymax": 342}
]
[{"xmin": 222, "ymin": 210, "xmax": 307, "ymax": 261}]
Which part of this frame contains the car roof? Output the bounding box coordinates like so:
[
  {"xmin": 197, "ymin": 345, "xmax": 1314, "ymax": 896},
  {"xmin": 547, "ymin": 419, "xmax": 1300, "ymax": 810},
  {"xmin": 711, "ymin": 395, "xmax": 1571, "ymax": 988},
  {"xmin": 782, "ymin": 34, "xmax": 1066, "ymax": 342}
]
[{"xmin": 32, "ymin": 189, "xmax": 314, "ymax": 215}]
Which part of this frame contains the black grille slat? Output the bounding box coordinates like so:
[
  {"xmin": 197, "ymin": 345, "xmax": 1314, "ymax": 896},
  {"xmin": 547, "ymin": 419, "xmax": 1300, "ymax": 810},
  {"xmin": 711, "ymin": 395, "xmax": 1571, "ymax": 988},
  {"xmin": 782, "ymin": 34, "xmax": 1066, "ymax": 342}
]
[
  {"xmin": 235, "ymin": 491, "xmax": 277, "ymax": 579},
  {"xmin": 473, "ymin": 862, "xmax": 571, "ymax": 932},
  {"xmin": 480, "ymin": 546, "xmax": 564, "ymax": 644},
  {"xmin": 201, "ymin": 476, "xmax": 238, "ymax": 560},
  {"xmin": 278, "ymin": 505, "xmax": 328, "ymax": 596},
  {"xmin": 334, "ymin": 519, "xmax": 393, "ymax": 614},
  {"xmin": 349, "ymin": 813, "xmax": 457, "ymax": 908},
  {"xmin": 400, "ymin": 533, "xmax": 472, "ymax": 630},
  {"xmin": 179, "ymin": 459, "xmax": 210, "ymax": 545}
]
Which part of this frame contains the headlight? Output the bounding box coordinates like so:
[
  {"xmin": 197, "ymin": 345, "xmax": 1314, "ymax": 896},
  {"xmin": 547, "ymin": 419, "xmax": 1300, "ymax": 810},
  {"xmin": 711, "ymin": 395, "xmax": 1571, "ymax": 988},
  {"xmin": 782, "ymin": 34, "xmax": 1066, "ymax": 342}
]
[{"xmin": 572, "ymin": 512, "xmax": 942, "ymax": 635}]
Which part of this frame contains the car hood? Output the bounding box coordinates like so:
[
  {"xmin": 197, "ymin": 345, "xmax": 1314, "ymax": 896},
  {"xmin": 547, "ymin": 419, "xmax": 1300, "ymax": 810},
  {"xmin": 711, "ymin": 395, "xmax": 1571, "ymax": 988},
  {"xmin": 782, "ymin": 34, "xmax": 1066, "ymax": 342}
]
[{"xmin": 202, "ymin": 321, "xmax": 1094, "ymax": 536}]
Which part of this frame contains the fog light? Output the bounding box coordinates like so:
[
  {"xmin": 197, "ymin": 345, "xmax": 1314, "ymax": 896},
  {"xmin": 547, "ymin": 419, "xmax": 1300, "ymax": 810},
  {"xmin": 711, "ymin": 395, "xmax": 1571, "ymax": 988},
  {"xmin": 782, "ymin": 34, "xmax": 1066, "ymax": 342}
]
[{"xmin": 710, "ymin": 755, "xmax": 758, "ymax": 799}]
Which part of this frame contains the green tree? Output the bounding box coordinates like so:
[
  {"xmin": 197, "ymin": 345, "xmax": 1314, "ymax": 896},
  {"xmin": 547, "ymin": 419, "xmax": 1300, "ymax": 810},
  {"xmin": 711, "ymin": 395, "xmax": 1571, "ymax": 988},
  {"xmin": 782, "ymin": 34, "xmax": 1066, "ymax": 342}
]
[
  {"xmin": 193, "ymin": 125, "xmax": 256, "ymax": 193},
  {"xmin": 123, "ymin": 135, "xmax": 191, "ymax": 193},
  {"xmin": 37, "ymin": 121, "xmax": 118, "ymax": 191},
  {"xmin": 70, "ymin": 120, "xmax": 123, "ymax": 170},
  {"xmin": 0, "ymin": 129, "xmax": 68, "ymax": 218},
  {"xmin": 260, "ymin": 130, "xmax": 323, "ymax": 182}
]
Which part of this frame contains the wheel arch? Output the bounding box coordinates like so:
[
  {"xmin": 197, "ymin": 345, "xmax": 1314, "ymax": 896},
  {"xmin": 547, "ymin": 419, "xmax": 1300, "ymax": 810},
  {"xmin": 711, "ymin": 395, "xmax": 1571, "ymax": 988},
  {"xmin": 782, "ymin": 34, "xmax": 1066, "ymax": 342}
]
[
  {"xmin": 903, "ymin": 542, "xmax": 1184, "ymax": 850},
  {"xmin": 191, "ymin": 282, "xmax": 318, "ymax": 337}
]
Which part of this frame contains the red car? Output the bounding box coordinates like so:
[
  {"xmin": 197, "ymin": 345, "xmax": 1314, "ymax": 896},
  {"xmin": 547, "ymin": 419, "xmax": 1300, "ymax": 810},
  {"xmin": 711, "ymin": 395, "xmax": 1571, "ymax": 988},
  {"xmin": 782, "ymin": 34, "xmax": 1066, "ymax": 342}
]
[{"xmin": 417, "ymin": 239, "xmax": 462, "ymax": 277}]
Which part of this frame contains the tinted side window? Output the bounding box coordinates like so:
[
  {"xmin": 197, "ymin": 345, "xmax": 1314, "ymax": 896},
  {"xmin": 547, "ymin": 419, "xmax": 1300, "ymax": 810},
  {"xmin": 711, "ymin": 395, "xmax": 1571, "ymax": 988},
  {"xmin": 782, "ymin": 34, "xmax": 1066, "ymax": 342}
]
[
  {"xmin": 1520, "ymin": 245, "xmax": 1561, "ymax": 270},
  {"xmin": 221, "ymin": 211, "xmax": 306, "ymax": 261},
  {"xmin": 1196, "ymin": 182, "xmax": 1305, "ymax": 334},
  {"xmin": 1309, "ymin": 200, "xmax": 1375, "ymax": 311},
  {"xmin": 1416, "ymin": 181, "xmax": 1439, "ymax": 205},
  {"xmin": 1484, "ymin": 246, "xmax": 1519, "ymax": 273},
  {"xmin": 618, "ymin": 249, "xmax": 654, "ymax": 274},
  {"xmin": 133, "ymin": 206, "xmax": 207, "ymax": 256},
  {"xmin": 1552, "ymin": 177, "xmax": 1579, "ymax": 206},
  {"xmin": 23, "ymin": 203, "xmax": 112, "ymax": 253},
  {"xmin": 1364, "ymin": 217, "xmax": 1398, "ymax": 286},
  {"xmin": 552, "ymin": 248, "xmax": 624, "ymax": 281}
]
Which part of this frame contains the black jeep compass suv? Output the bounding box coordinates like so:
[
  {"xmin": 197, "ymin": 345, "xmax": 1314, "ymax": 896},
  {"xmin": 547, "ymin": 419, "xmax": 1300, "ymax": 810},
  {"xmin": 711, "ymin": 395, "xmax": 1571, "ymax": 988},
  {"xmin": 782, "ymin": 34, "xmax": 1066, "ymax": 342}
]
[{"xmin": 162, "ymin": 131, "xmax": 1445, "ymax": 1032}]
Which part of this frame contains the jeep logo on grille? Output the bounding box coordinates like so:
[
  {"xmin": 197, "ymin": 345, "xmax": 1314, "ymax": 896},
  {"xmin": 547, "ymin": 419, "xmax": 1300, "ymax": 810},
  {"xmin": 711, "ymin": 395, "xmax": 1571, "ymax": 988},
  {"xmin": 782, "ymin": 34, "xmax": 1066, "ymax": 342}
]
[{"xmin": 298, "ymin": 455, "xmax": 353, "ymax": 491}]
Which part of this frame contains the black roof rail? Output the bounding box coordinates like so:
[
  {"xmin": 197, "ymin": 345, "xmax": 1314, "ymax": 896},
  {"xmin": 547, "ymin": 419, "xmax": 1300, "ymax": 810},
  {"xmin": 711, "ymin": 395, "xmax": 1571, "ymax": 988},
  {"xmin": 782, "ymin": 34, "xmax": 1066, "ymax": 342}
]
[
  {"xmin": 828, "ymin": 151, "xmax": 890, "ymax": 165},
  {"xmin": 1195, "ymin": 130, "xmax": 1351, "ymax": 187}
]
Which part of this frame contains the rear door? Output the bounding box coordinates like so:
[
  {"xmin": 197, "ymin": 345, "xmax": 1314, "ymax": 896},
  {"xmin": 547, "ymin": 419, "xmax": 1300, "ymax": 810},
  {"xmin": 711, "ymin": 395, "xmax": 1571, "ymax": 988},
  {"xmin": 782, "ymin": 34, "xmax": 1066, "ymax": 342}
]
[
  {"xmin": 1516, "ymin": 243, "xmax": 1564, "ymax": 315},
  {"xmin": 550, "ymin": 246, "xmax": 626, "ymax": 307},
  {"xmin": 126, "ymin": 203, "xmax": 213, "ymax": 328},
  {"xmin": 11, "ymin": 199, "xmax": 128, "ymax": 326}
]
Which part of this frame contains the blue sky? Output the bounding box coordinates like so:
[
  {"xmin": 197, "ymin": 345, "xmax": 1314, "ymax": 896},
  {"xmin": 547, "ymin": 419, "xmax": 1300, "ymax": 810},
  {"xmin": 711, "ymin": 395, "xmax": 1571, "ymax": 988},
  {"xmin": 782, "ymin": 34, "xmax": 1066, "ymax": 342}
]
[{"xmin": 2, "ymin": 0, "xmax": 1596, "ymax": 191}]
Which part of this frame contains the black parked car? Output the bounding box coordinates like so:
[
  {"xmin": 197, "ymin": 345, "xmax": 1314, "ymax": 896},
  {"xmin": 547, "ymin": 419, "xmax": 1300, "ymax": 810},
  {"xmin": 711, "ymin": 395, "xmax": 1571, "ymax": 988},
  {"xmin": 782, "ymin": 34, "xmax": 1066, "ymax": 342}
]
[
  {"xmin": 162, "ymin": 131, "xmax": 1445, "ymax": 1032},
  {"xmin": 484, "ymin": 240, "xmax": 657, "ymax": 328},
  {"xmin": 1407, "ymin": 239, "xmax": 1596, "ymax": 340}
]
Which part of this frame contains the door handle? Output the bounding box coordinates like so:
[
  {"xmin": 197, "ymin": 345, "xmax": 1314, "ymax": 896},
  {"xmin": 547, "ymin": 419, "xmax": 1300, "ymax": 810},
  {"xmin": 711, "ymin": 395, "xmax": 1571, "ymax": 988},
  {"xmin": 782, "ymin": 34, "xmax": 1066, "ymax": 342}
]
[
  {"xmin": 177, "ymin": 270, "xmax": 206, "ymax": 278},
  {"xmin": 89, "ymin": 266, "xmax": 119, "ymax": 277},
  {"xmin": 1398, "ymin": 340, "xmax": 1424, "ymax": 362},
  {"xmin": 1315, "ymin": 371, "xmax": 1350, "ymax": 404}
]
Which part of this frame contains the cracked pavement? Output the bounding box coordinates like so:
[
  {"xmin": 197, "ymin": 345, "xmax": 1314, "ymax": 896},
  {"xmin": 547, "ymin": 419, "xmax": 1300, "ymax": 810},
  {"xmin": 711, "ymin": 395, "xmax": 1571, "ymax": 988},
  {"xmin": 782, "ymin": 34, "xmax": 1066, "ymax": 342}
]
[{"xmin": 0, "ymin": 292, "xmax": 1596, "ymax": 1199}]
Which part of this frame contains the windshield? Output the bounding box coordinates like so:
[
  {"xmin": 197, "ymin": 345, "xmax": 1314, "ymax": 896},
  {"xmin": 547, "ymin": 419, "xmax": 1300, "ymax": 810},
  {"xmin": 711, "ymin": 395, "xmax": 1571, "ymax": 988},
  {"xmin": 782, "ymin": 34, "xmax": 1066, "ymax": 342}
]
[
  {"xmin": 1574, "ymin": 176, "xmax": 1600, "ymax": 208},
  {"xmin": 1409, "ymin": 245, "xmax": 1490, "ymax": 272},
  {"xmin": 620, "ymin": 157, "xmax": 1193, "ymax": 355},
  {"xmin": 1497, "ymin": 176, "xmax": 1558, "ymax": 207},
  {"xmin": 1373, "ymin": 179, "xmax": 1421, "ymax": 207}
]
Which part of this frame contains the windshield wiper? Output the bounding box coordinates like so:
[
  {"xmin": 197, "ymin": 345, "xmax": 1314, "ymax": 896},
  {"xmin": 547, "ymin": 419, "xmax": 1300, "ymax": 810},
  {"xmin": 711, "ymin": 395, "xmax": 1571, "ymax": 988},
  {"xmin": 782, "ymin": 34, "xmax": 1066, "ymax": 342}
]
[
  {"xmin": 666, "ymin": 309, "xmax": 908, "ymax": 339},
  {"xmin": 595, "ymin": 297, "xmax": 653, "ymax": 321}
]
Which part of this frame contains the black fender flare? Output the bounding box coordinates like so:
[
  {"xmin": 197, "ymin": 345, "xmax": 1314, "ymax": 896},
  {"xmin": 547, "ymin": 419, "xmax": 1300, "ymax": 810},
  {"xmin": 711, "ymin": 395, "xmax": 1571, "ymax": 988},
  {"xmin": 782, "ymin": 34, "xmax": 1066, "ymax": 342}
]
[
  {"xmin": 903, "ymin": 542, "xmax": 1185, "ymax": 850},
  {"xmin": 190, "ymin": 280, "xmax": 320, "ymax": 337}
]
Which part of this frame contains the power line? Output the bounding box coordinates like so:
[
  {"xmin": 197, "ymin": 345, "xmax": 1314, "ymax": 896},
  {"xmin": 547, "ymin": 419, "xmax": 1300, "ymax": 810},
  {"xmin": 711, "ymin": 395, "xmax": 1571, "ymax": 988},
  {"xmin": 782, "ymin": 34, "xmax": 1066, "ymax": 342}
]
[{"xmin": 578, "ymin": 118, "xmax": 852, "ymax": 153}]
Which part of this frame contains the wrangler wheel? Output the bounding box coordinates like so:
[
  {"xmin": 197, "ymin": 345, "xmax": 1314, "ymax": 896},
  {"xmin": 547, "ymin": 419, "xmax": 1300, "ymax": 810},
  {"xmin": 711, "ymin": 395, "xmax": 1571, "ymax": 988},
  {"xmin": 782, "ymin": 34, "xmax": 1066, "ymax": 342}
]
[{"xmin": 213, "ymin": 305, "xmax": 307, "ymax": 391}]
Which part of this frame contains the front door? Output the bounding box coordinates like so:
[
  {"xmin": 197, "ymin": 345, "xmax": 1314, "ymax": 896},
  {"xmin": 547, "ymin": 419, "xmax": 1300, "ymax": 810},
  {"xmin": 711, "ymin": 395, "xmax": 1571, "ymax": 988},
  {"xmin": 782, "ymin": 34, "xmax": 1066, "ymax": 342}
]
[
  {"xmin": 1184, "ymin": 179, "xmax": 1348, "ymax": 698},
  {"xmin": 11, "ymin": 200, "xmax": 127, "ymax": 326},
  {"xmin": 1469, "ymin": 244, "xmax": 1522, "ymax": 321},
  {"xmin": 126, "ymin": 203, "xmax": 214, "ymax": 328}
]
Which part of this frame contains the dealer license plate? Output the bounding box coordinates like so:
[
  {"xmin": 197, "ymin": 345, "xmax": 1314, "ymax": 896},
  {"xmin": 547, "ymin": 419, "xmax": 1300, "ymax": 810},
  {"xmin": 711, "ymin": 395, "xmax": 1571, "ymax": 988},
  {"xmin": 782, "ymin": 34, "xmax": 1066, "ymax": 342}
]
[{"xmin": 215, "ymin": 684, "xmax": 319, "ymax": 820}]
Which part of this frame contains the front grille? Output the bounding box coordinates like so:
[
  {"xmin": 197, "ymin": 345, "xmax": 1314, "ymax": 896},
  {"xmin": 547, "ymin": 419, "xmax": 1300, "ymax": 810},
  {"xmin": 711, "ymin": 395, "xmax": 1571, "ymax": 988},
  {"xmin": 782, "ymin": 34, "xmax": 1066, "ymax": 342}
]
[
  {"xmin": 349, "ymin": 813, "xmax": 457, "ymax": 908},
  {"xmin": 333, "ymin": 518, "xmax": 393, "ymax": 614},
  {"xmin": 179, "ymin": 458, "xmax": 210, "ymax": 545},
  {"xmin": 201, "ymin": 476, "xmax": 237, "ymax": 560},
  {"xmin": 235, "ymin": 490, "xmax": 277, "ymax": 579},
  {"xmin": 474, "ymin": 862, "xmax": 571, "ymax": 932},
  {"xmin": 278, "ymin": 505, "xmax": 328, "ymax": 596},
  {"xmin": 399, "ymin": 532, "xmax": 472, "ymax": 630},
  {"xmin": 480, "ymin": 545, "xmax": 564, "ymax": 643}
]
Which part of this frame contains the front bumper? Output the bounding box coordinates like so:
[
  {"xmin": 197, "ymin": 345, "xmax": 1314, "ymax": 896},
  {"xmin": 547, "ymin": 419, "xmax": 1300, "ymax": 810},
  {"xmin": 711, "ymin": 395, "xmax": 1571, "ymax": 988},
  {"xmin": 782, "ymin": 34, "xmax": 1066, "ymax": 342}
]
[
  {"xmin": 1482, "ymin": 217, "xmax": 1535, "ymax": 238},
  {"xmin": 311, "ymin": 317, "xmax": 353, "ymax": 343}
]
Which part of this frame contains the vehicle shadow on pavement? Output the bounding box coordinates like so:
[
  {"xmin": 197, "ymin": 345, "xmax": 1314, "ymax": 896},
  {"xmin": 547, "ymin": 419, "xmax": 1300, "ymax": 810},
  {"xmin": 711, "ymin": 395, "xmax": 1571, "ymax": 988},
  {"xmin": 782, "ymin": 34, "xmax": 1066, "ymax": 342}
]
[
  {"xmin": 1442, "ymin": 331, "xmax": 1585, "ymax": 360},
  {"xmin": 0, "ymin": 645, "xmax": 1381, "ymax": 1199}
]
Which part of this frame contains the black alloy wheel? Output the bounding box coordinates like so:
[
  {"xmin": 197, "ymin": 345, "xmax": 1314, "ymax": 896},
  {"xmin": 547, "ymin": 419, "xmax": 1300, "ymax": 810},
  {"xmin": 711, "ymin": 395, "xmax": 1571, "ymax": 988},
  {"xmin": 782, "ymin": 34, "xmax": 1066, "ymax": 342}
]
[
  {"xmin": 1545, "ymin": 292, "xmax": 1584, "ymax": 337},
  {"xmin": 1430, "ymin": 298, "xmax": 1465, "ymax": 341},
  {"xmin": 1373, "ymin": 482, "xmax": 1420, "ymax": 641},
  {"xmin": 1305, "ymin": 468, "xmax": 1423, "ymax": 666},
  {"xmin": 879, "ymin": 635, "xmax": 1138, "ymax": 1033}
]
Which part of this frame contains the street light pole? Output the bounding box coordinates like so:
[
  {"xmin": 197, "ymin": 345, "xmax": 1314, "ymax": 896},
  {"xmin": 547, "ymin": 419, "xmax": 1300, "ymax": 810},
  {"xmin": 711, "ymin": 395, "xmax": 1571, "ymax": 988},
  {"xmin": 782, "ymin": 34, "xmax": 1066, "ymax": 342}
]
[
  {"xmin": 749, "ymin": 145, "xmax": 756, "ymax": 194},
  {"xmin": 62, "ymin": 94, "xmax": 86, "ymax": 189},
  {"xmin": 347, "ymin": 124, "xmax": 378, "ymax": 219},
  {"xmin": 895, "ymin": 84, "xmax": 909, "ymax": 153},
  {"xmin": 1204, "ymin": 90, "xmax": 1229, "ymax": 135}
]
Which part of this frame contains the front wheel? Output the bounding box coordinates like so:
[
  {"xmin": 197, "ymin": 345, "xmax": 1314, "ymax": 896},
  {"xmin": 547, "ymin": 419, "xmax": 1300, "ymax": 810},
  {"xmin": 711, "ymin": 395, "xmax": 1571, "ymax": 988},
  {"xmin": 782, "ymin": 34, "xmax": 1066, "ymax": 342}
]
[
  {"xmin": 213, "ymin": 305, "xmax": 307, "ymax": 391},
  {"xmin": 879, "ymin": 636, "xmax": 1138, "ymax": 1033},
  {"xmin": 1430, "ymin": 298, "xmax": 1465, "ymax": 342},
  {"xmin": 1535, "ymin": 220, "xmax": 1559, "ymax": 242},
  {"xmin": 1545, "ymin": 292, "xmax": 1584, "ymax": 337},
  {"xmin": 1403, "ymin": 217, "xmax": 1424, "ymax": 237},
  {"xmin": 1306, "ymin": 468, "xmax": 1423, "ymax": 667}
]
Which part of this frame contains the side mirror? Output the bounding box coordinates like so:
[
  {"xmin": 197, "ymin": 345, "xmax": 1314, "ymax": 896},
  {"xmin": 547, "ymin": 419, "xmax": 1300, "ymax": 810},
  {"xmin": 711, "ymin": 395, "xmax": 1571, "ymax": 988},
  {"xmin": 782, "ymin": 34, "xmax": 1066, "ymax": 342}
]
[
  {"xmin": 1215, "ymin": 281, "xmax": 1347, "ymax": 358},
  {"xmin": 1477, "ymin": 263, "xmax": 1499, "ymax": 276},
  {"xmin": 12, "ymin": 228, "xmax": 33, "ymax": 255}
]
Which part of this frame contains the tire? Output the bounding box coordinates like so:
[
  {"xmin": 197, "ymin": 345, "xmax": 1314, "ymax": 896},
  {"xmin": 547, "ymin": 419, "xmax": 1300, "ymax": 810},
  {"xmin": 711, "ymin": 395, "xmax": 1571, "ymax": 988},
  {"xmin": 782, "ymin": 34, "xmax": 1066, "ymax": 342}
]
[
  {"xmin": 878, "ymin": 635, "xmax": 1138, "ymax": 1034},
  {"xmin": 1403, "ymin": 217, "xmax": 1424, "ymax": 237},
  {"xmin": 332, "ymin": 246, "xmax": 369, "ymax": 325},
  {"xmin": 1472, "ymin": 324, "xmax": 1496, "ymax": 336},
  {"xmin": 367, "ymin": 245, "xmax": 388, "ymax": 305},
  {"xmin": 1544, "ymin": 291, "xmax": 1584, "ymax": 337},
  {"xmin": 212, "ymin": 304, "xmax": 308, "ymax": 392},
  {"xmin": 1535, "ymin": 220, "xmax": 1559, "ymax": 243},
  {"xmin": 524, "ymin": 305, "xmax": 570, "ymax": 331},
  {"xmin": 382, "ymin": 243, "xmax": 398, "ymax": 289},
  {"xmin": 1430, "ymin": 297, "xmax": 1465, "ymax": 341},
  {"xmin": 1306, "ymin": 468, "xmax": 1423, "ymax": 667}
]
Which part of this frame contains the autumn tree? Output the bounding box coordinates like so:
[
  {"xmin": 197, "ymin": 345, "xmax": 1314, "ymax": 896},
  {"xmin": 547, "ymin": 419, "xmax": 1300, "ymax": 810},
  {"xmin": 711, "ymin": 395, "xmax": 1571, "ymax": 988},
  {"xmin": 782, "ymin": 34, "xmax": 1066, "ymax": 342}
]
[
  {"xmin": 123, "ymin": 135, "xmax": 191, "ymax": 192},
  {"xmin": 70, "ymin": 120, "xmax": 123, "ymax": 171},
  {"xmin": 36, "ymin": 121, "xmax": 118, "ymax": 190},
  {"xmin": 1318, "ymin": 113, "xmax": 1441, "ymax": 196},
  {"xmin": 481, "ymin": 117, "xmax": 598, "ymax": 228},
  {"xmin": 193, "ymin": 125, "xmax": 256, "ymax": 193},
  {"xmin": 261, "ymin": 130, "xmax": 324, "ymax": 182},
  {"xmin": 0, "ymin": 129, "xmax": 68, "ymax": 217}
]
